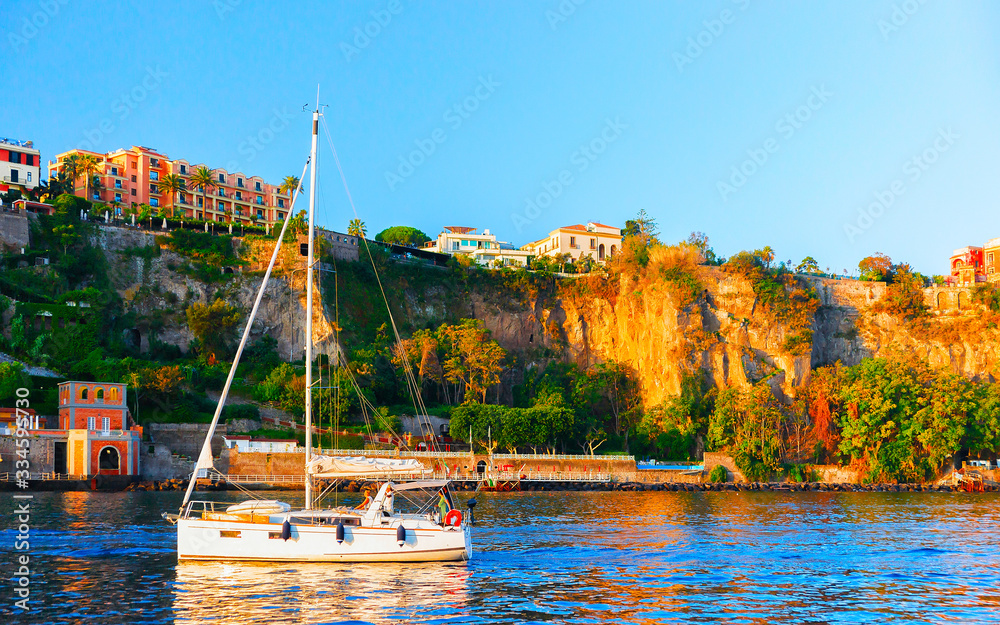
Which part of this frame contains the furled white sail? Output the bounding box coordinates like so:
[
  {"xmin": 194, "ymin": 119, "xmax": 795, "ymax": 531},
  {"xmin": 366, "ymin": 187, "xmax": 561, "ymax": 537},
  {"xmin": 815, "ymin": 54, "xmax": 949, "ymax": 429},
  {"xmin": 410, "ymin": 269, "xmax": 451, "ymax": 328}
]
[{"xmin": 308, "ymin": 455, "xmax": 426, "ymax": 478}]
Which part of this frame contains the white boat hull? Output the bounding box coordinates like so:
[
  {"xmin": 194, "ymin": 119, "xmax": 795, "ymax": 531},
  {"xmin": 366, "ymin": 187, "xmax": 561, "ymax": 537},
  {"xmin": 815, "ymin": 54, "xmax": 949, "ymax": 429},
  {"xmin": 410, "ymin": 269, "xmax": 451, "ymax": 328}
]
[{"xmin": 177, "ymin": 517, "xmax": 471, "ymax": 563}]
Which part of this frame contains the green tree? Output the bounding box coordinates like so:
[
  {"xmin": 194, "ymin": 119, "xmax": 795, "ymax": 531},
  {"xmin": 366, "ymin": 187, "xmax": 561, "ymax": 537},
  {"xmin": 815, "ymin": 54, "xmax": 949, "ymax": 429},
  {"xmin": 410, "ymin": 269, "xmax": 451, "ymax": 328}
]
[
  {"xmin": 796, "ymin": 256, "xmax": 820, "ymax": 274},
  {"xmin": 157, "ymin": 173, "xmax": 187, "ymax": 218},
  {"xmin": 374, "ymin": 226, "xmax": 431, "ymax": 246},
  {"xmin": 623, "ymin": 209, "xmax": 659, "ymax": 245},
  {"xmin": 278, "ymin": 175, "xmax": 300, "ymax": 206},
  {"xmin": 185, "ymin": 299, "xmax": 242, "ymax": 359},
  {"xmin": 76, "ymin": 154, "xmax": 102, "ymax": 202},
  {"xmin": 189, "ymin": 166, "xmax": 217, "ymax": 218},
  {"xmin": 858, "ymin": 252, "xmax": 893, "ymax": 282},
  {"xmin": 348, "ymin": 218, "xmax": 366, "ymax": 238}
]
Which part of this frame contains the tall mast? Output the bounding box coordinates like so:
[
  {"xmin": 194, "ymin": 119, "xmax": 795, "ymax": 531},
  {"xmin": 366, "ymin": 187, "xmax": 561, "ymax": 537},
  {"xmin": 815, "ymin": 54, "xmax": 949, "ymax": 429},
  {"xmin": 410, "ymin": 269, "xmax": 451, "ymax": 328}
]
[{"xmin": 304, "ymin": 95, "xmax": 319, "ymax": 509}]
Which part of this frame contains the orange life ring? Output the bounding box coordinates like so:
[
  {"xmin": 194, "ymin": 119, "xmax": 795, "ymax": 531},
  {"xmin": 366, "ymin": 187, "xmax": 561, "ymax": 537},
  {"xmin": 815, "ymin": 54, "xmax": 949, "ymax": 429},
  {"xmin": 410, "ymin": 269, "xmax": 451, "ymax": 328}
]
[{"xmin": 444, "ymin": 509, "xmax": 462, "ymax": 526}]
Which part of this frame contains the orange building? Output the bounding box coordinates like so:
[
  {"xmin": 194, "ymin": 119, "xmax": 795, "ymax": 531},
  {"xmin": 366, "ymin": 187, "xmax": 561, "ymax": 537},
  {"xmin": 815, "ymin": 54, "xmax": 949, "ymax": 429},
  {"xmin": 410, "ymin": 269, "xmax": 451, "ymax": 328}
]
[
  {"xmin": 58, "ymin": 381, "xmax": 142, "ymax": 476},
  {"xmin": 47, "ymin": 146, "xmax": 292, "ymax": 225},
  {"xmin": 983, "ymin": 238, "xmax": 1000, "ymax": 283},
  {"xmin": 948, "ymin": 246, "xmax": 984, "ymax": 287}
]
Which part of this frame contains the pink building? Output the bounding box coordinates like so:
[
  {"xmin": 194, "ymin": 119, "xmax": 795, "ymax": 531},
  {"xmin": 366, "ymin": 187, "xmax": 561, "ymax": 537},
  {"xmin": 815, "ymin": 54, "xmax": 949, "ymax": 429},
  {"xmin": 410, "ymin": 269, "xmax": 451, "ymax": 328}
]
[{"xmin": 48, "ymin": 146, "xmax": 292, "ymax": 225}]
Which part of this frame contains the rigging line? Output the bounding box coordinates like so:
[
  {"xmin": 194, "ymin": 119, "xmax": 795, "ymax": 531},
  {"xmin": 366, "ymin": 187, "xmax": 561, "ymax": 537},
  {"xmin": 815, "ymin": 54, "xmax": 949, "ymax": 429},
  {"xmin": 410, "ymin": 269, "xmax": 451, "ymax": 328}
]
[{"xmin": 319, "ymin": 116, "xmax": 438, "ymax": 451}]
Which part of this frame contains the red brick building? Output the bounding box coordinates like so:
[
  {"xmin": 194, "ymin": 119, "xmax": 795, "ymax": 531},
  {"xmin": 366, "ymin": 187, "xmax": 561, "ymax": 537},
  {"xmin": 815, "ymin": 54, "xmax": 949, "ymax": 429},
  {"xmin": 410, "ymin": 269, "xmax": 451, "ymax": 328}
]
[{"xmin": 58, "ymin": 381, "xmax": 142, "ymax": 476}]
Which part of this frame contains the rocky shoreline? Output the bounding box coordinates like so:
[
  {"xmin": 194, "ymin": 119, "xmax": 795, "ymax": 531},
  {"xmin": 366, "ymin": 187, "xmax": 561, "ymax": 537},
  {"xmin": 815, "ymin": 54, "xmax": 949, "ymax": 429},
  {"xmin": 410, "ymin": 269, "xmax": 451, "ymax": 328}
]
[{"xmin": 113, "ymin": 478, "xmax": 995, "ymax": 494}]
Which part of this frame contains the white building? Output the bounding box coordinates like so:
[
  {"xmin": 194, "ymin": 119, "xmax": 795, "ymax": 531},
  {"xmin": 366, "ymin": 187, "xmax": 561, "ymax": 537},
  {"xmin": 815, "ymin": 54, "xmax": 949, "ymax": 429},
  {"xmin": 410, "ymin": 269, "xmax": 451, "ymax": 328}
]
[
  {"xmin": 0, "ymin": 138, "xmax": 41, "ymax": 195},
  {"xmin": 222, "ymin": 435, "xmax": 298, "ymax": 453},
  {"xmin": 425, "ymin": 226, "xmax": 532, "ymax": 267},
  {"xmin": 523, "ymin": 222, "xmax": 622, "ymax": 263}
]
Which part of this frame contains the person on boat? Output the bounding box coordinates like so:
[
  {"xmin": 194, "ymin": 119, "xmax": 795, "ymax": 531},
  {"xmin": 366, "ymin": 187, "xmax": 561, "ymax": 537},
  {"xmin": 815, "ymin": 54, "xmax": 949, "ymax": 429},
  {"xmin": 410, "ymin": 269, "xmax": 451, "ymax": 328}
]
[
  {"xmin": 356, "ymin": 488, "xmax": 372, "ymax": 510},
  {"xmin": 437, "ymin": 487, "xmax": 451, "ymax": 519}
]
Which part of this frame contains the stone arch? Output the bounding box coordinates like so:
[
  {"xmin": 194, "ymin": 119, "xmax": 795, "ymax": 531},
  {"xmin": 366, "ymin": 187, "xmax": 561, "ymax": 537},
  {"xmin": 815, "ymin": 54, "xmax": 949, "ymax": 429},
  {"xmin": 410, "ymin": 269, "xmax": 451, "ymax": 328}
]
[
  {"xmin": 610, "ymin": 244, "xmax": 617, "ymax": 257},
  {"xmin": 98, "ymin": 446, "xmax": 120, "ymax": 471},
  {"xmin": 958, "ymin": 291, "xmax": 969, "ymax": 310},
  {"xmin": 79, "ymin": 386, "xmax": 88, "ymax": 400},
  {"xmin": 476, "ymin": 460, "xmax": 487, "ymax": 475},
  {"xmin": 936, "ymin": 291, "xmax": 944, "ymax": 309},
  {"xmin": 95, "ymin": 387, "xmax": 104, "ymax": 402},
  {"xmin": 109, "ymin": 387, "xmax": 119, "ymax": 401},
  {"xmin": 598, "ymin": 244, "xmax": 605, "ymax": 260}
]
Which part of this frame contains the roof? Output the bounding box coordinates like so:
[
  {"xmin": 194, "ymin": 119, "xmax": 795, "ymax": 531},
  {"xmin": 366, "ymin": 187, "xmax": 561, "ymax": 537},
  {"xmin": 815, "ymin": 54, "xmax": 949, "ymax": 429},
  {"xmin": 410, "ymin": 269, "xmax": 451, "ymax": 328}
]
[
  {"xmin": 444, "ymin": 226, "xmax": 477, "ymax": 234},
  {"xmin": 588, "ymin": 222, "xmax": 617, "ymax": 229}
]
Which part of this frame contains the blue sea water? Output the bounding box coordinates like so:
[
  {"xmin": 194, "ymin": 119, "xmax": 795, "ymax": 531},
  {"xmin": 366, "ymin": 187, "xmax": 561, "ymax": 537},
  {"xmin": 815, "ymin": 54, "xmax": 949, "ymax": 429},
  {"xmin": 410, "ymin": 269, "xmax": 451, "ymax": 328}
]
[{"xmin": 1, "ymin": 490, "xmax": 998, "ymax": 624}]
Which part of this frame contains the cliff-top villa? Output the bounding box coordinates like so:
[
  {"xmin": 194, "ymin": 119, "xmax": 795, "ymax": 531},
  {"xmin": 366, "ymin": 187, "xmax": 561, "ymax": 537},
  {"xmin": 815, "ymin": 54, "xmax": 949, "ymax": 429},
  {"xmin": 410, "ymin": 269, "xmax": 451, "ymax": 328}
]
[
  {"xmin": 424, "ymin": 226, "xmax": 533, "ymax": 267},
  {"xmin": 0, "ymin": 138, "xmax": 40, "ymax": 195},
  {"xmin": 524, "ymin": 222, "xmax": 622, "ymax": 264},
  {"xmin": 48, "ymin": 146, "xmax": 292, "ymax": 226},
  {"xmin": 949, "ymin": 239, "xmax": 1000, "ymax": 286}
]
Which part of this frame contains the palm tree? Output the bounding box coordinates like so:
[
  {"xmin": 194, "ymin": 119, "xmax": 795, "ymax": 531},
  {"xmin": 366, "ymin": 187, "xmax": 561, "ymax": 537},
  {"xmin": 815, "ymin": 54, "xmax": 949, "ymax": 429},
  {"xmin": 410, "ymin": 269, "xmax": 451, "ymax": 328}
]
[
  {"xmin": 89, "ymin": 175, "xmax": 105, "ymax": 204},
  {"xmin": 59, "ymin": 155, "xmax": 80, "ymax": 195},
  {"xmin": 157, "ymin": 173, "xmax": 186, "ymax": 218},
  {"xmin": 278, "ymin": 175, "xmax": 300, "ymax": 201},
  {"xmin": 77, "ymin": 155, "xmax": 102, "ymax": 202},
  {"xmin": 189, "ymin": 166, "xmax": 216, "ymax": 220},
  {"xmin": 347, "ymin": 218, "xmax": 366, "ymax": 238}
]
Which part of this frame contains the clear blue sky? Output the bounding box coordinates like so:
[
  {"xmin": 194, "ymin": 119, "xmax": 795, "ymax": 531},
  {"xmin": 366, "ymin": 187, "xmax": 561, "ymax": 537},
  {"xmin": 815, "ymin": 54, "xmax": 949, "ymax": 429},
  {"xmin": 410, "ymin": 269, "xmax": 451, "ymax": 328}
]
[{"xmin": 3, "ymin": 1, "xmax": 998, "ymax": 276}]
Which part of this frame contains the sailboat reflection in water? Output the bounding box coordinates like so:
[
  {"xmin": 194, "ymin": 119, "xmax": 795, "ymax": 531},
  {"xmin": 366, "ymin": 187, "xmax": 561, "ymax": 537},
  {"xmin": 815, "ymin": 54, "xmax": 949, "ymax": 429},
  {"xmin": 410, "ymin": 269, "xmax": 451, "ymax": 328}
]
[
  {"xmin": 162, "ymin": 96, "xmax": 472, "ymax": 563},
  {"xmin": 174, "ymin": 561, "xmax": 471, "ymax": 623}
]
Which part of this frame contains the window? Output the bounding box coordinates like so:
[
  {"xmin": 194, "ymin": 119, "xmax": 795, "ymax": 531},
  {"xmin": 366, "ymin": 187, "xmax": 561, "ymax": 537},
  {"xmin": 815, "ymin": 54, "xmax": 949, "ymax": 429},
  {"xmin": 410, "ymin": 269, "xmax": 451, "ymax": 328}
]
[
  {"xmin": 277, "ymin": 212, "xmax": 285, "ymax": 221},
  {"xmin": 96, "ymin": 388, "xmax": 104, "ymax": 402},
  {"xmin": 255, "ymin": 181, "xmax": 262, "ymax": 191},
  {"xmin": 218, "ymin": 173, "xmax": 225, "ymax": 183},
  {"xmin": 8, "ymin": 170, "xmax": 17, "ymax": 183},
  {"xmin": 277, "ymin": 199, "xmax": 285, "ymax": 208},
  {"xmin": 178, "ymin": 194, "xmax": 185, "ymax": 204},
  {"xmin": 80, "ymin": 387, "xmax": 88, "ymax": 400},
  {"xmin": 590, "ymin": 238, "xmax": 596, "ymax": 249},
  {"xmin": 102, "ymin": 417, "xmax": 110, "ymax": 431},
  {"xmin": 151, "ymin": 198, "xmax": 160, "ymax": 207},
  {"xmin": 570, "ymin": 236, "xmax": 576, "ymax": 248},
  {"xmin": 130, "ymin": 161, "xmax": 137, "ymax": 169},
  {"xmin": 111, "ymin": 166, "xmax": 119, "ymax": 176},
  {"xmin": 989, "ymin": 253, "xmax": 995, "ymax": 264},
  {"xmin": 235, "ymin": 191, "xmax": 242, "ymax": 200},
  {"xmin": 9, "ymin": 151, "xmax": 21, "ymax": 164},
  {"xmin": 131, "ymin": 189, "xmax": 136, "ymax": 196},
  {"xmin": 452, "ymin": 241, "xmax": 460, "ymax": 251},
  {"xmin": 180, "ymin": 164, "xmax": 187, "ymax": 174},
  {"xmin": 150, "ymin": 171, "xmax": 159, "ymax": 181},
  {"xmin": 149, "ymin": 183, "xmax": 157, "ymax": 192},
  {"xmin": 88, "ymin": 416, "xmax": 95, "ymax": 430},
  {"xmin": 115, "ymin": 193, "xmax": 122, "ymax": 202},
  {"xmin": 115, "ymin": 180, "xmax": 122, "ymax": 189},
  {"xmin": 150, "ymin": 158, "xmax": 159, "ymax": 167},
  {"xmin": 197, "ymin": 197, "xmax": 203, "ymax": 207},
  {"xmin": 218, "ymin": 189, "xmax": 225, "ymax": 197},
  {"xmin": 256, "ymin": 196, "xmax": 263, "ymax": 205},
  {"xmin": 26, "ymin": 172, "xmax": 31, "ymax": 182},
  {"xmin": 256, "ymin": 209, "xmax": 263, "ymax": 218},
  {"xmin": 131, "ymin": 175, "xmax": 137, "ymax": 183},
  {"xmin": 237, "ymin": 178, "xmax": 244, "ymax": 187},
  {"xmin": 26, "ymin": 154, "xmax": 34, "ymax": 166},
  {"xmin": 218, "ymin": 201, "xmax": 226, "ymax": 211}
]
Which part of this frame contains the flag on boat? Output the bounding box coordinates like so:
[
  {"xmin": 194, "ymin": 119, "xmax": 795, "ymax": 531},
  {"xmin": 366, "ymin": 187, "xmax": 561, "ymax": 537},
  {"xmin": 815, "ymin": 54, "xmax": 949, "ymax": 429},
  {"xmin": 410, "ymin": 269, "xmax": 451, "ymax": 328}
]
[{"xmin": 307, "ymin": 455, "xmax": 427, "ymax": 478}]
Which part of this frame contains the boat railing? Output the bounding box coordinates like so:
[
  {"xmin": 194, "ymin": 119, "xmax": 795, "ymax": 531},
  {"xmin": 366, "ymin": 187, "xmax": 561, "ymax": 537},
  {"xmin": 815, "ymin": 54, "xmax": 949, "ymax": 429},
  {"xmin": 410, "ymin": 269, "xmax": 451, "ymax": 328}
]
[
  {"xmin": 222, "ymin": 474, "xmax": 306, "ymax": 484},
  {"xmin": 313, "ymin": 449, "xmax": 635, "ymax": 462}
]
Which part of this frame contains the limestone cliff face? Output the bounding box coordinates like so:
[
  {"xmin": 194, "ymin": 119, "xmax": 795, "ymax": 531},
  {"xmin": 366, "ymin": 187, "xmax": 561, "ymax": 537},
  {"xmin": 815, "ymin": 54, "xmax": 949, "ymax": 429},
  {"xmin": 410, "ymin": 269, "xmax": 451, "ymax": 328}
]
[
  {"xmin": 470, "ymin": 270, "xmax": 998, "ymax": 406},
  {"xmin": 93, "ymin": 228, "xmax": 338, "ymax": 360},
  {"xmin": 94, "ymin": 228, "xmax": 999, "ymax": 403}
]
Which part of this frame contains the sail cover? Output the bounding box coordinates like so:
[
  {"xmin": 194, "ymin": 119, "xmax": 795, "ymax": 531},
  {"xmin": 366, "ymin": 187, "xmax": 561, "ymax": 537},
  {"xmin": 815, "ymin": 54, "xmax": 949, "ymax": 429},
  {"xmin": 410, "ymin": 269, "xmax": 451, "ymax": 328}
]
[{"xmin": 307, "ymin": 455, "xmax": 427, "ymax": 478}]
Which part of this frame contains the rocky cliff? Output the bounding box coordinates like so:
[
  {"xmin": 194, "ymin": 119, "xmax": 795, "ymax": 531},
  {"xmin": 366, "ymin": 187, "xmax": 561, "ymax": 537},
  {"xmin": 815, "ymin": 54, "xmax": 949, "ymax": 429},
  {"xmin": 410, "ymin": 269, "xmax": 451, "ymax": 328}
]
[{"xmin": 95, "ymin": 227, "xmax": 998, "ymax": 406}]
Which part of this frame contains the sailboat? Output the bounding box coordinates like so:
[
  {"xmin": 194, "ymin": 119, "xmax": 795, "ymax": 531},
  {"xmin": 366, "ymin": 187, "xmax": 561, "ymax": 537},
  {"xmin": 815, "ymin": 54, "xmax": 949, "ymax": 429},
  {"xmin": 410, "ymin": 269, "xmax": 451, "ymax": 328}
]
[{"xmin": 163, "ymin": 99, "xmax": 472, "ymax": 563}]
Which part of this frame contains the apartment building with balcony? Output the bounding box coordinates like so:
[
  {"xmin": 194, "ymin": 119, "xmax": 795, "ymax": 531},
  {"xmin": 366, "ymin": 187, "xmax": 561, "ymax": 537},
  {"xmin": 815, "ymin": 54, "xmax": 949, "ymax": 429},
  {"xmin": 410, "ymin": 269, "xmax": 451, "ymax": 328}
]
[
  {"xmin": 424, "ymin": 226, "xmax": 532, "ymax": 266},
  {"xmin": 523, "ymin": 222, "xmax": 621, "ymax": 263},
  {"xmin": 0, "ymin": 138, "xmax": 40, "ymax": 195},
  {"xmin": 48, "ymin": 146, "xmax": 292, "ymax": 225}
]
